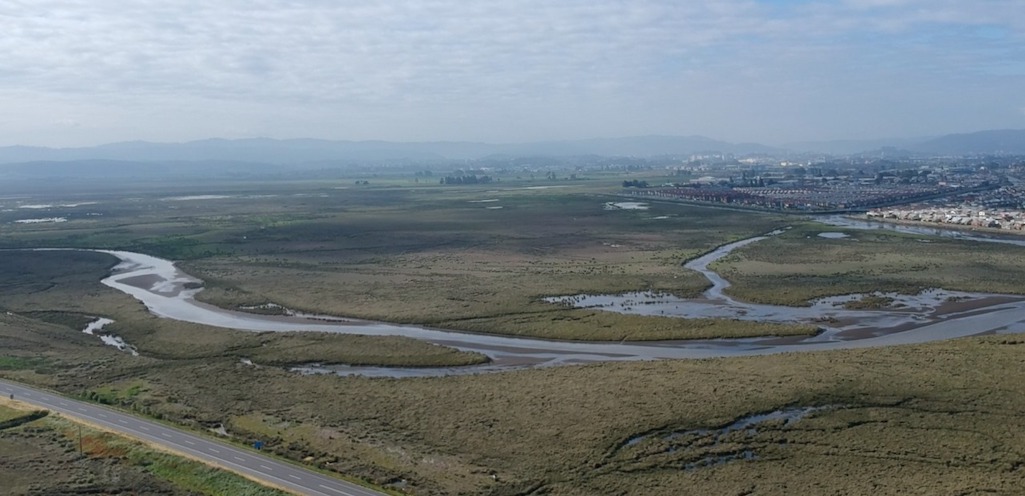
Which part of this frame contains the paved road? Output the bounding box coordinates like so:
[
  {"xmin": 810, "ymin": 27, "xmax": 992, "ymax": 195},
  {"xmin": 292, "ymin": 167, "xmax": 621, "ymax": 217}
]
[{"xmin": 0, "ymin": 379, "xmax": 384, "ymax": 496}]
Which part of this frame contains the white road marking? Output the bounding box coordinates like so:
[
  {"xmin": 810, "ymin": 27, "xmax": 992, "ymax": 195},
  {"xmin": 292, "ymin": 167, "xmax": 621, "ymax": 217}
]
[
  {"xmin": 233, "ymin": 456, "xmax": 245, "ymax": 462},
  {"xmin": 118, "ymin": 419, "xmax": 128, "ymax": 424},
  {"xmin": 320, "ymin": 484, "xmax": 349, "ymax": 494},
  {"xmin": 138, "ymin": 425, "xmax": 150, "ymax": 431},
  {"xmin": 209, "ymin": 448, "xmax": 220, "ymax": 454},
  {"xmin": 98, "ymin": 413, "xmax": 107, "ymax": 418},
  {"xmin": 260, "ymin": 465, "xmax": 273, "ymax": 470},
  {"xmin": 290, "ymin": 474, "xmax": 302, "ymax": 480},
  {"xmin": 184, "ymin": 440, "xmax": 195, "ymax": 445},
  {"xmin": 161, "ymin": 432, "xmax": 172, "ymax": 438}
]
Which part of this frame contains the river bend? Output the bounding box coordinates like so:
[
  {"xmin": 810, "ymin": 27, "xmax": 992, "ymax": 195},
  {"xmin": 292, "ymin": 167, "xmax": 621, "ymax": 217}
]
[{"xmin": 85, "ymin": 218, "xmax": 1025, "ymax": 377}]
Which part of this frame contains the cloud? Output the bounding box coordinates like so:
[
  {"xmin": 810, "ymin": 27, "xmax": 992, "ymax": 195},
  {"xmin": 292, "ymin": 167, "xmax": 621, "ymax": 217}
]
[
  {"xmin": 1, "ymin": 0, "xmax": 1023, "ymax": 145},
  {"xmin": 52, "ymin": 118, "xmax": 82, "ymax": 128}
]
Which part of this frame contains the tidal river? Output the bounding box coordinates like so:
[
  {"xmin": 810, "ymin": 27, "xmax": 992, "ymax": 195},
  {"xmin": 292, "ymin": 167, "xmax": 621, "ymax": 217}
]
[{"xmin": 94, "ymin": 217, "xmax": 1025, "ymax": 377}]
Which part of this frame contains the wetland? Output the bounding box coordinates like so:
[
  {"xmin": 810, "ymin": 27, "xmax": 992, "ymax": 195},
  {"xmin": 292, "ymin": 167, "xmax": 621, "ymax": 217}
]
[{"xmin": 3, "ymin": 177, "xmax": 1025, "ymax": 494}]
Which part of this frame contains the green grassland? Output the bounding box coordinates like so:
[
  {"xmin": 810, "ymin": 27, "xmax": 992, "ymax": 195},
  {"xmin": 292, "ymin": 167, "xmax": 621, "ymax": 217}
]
[{"xmin": 713, "ymin": 222, "xmax": 1025, "ymax": 306}]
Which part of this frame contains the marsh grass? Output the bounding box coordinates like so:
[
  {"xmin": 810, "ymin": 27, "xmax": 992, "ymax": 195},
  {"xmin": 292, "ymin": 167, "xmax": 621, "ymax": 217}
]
[
  {"xmin": 22, "ymin": 311, "xmax": 98, "ymax": 330},
  {"xmin": 0, "ymin": 356, "xmax": 46, "ymax": 371},
  {"xmin": 45, "ymin": 415, "xmax": 290, "ymax": 496},
  {"xmin": 842, "ymin": 294, "xmax": 895, "ymax": 310},
  {"xmin": 244, "ymin": 332, "xmax": 489, "ymax": 367},
  {"xmin": 3, "ymin": 251, "xmax": 1025, "ymax": 494},
  {"xmin": 172, "ymin": 189, "xmax": 799, "ymax": 340},
  {"xmin": 1, "ymin": 394, "xmax": 265, "ymax": 495},
  {"xmin": 1, "ymin": 185, "xmax": 811, "ymax": 341},
  {"xmin": 714, "ymin": 221, "xmax": 1025, "ymax": 306},
  {"xmin": 74, "ymin": 335, "xmax": 1025, "ymax": 495},
  {"xmin": 439, "ymin": 310, "xmax": 820, "ymax": 340},
  {"xmin": 0, "ymin": 404, "xmax": 26, "ymax": 422},
  {"xmin": 0, "ymin": 251, "xmax": 489, "ymax": 369},
  {"xmin": 6, "ymin": 182, "xmax": 1025, "ymax": 494}
]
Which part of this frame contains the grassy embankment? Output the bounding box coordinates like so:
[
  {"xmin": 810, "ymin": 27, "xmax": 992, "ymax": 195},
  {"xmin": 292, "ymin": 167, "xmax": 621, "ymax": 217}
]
[
  {"xmin": 0, "ymin": 396, "xmax": 290, "ymax": 495},
  {"xmin": 713, "ymin": 221, "xmax": 1025, "ymax": 306},
  {"xmin": 0, "ymin": 403, "xmax": 31, "ymax": 422}
]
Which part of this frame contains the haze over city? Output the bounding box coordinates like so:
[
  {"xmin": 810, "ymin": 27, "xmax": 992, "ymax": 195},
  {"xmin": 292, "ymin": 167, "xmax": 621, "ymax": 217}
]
[{"xmin": 3, "ymin": 0, "xmax": 1024, "ymax": 148}]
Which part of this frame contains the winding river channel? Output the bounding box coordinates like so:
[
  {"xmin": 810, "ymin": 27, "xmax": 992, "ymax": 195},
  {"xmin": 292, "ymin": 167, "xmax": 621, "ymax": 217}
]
[{"xmin": 93, "ymin": 216, "xmax": 1025, "ymax": 377}]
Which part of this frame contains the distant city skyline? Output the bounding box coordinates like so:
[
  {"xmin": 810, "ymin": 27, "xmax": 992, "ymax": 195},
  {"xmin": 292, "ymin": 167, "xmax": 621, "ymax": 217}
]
[{"xmin": 2, "ymin": 0, "xmax": 1023, "ymax": 147}]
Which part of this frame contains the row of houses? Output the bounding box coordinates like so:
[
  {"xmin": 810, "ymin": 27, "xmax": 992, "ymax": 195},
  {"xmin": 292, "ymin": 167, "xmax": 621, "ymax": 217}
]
[
  {"xmin": 634, "ymin": 181, "xmax": 971, "ymax": 212},
  {"xmin": 867, "ymin": 207, "xmax": 1025, "ymax": 231}
]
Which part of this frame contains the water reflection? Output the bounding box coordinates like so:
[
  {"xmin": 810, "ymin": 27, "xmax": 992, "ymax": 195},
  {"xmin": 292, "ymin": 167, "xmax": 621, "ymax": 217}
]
[{"xmin": 817, "ymin": 215, "xmax": 1025, "ymax": 247}]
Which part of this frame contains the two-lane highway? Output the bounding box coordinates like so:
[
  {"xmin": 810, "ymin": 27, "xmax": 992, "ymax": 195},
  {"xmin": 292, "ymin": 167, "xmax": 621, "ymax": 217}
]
[{"xmin": 0, "ymin": 379, "xmax": 384, "ymax": 496}]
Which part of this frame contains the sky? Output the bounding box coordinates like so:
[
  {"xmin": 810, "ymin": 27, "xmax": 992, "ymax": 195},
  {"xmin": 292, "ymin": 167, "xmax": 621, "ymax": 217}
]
[{"xmin": 1, "ymin": 0, "xmax": 1024, "ymax": 147}]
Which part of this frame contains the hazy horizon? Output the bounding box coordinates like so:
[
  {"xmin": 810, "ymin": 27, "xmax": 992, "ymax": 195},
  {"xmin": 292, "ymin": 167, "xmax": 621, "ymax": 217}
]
[
  {"xmin": 0, "ymin": 132, "xmax": 942, "ymax": 149},
  {"xmin": 3, "ymin": 1, "xmax": 1023, "ymax": 148}
]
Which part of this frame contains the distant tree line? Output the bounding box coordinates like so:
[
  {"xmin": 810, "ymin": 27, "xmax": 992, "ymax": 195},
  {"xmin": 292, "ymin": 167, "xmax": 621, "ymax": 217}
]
[
  {"xmin": 441, "ymin": 175, "xmax": 493, "ymax": 185},
  {"xmin": 622, "ymin": 180, "xmax": 649, "ymax": 188}
]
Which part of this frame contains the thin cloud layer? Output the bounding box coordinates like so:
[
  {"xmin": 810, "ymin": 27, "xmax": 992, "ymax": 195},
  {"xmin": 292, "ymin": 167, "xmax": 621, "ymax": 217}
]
[{"xmin": 1, "ymin": 0, "xmax": 1023, "ymax": 146}]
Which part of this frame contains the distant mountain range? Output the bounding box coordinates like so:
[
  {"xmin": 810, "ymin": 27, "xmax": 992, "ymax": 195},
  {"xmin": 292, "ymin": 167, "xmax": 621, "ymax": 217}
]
[
  {"xmin": 911, "ymin": 129, "xmax": 1025, "ymax": 155},
  {"xmin": 0, "ymin": 130, "xmax": 1022, "ymax": 179},
  {"xmin": 0, "ymin": 135, "xmax": 779, "ymax": 167},
  {"xmin": 791, "ymin": 130, "xmax": 1025, "ymax": 156},
  {"xmin": 782, "ymin": 137, "xmax": 928, "ymax": 155}
]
